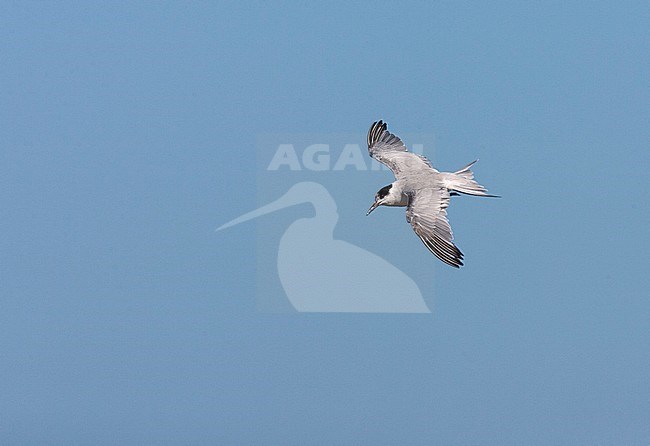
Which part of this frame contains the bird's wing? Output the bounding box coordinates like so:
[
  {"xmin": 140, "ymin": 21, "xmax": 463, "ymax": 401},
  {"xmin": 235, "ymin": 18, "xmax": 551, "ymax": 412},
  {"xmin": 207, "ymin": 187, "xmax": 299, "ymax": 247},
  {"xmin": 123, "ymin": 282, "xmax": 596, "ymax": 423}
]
[
  {"xmin": 406, "ymin": 188, "xmax": 464, "ymax": 268},
  {"xmin": 367, "ymin": 120, "xmax": 436, "ymax": 178}
]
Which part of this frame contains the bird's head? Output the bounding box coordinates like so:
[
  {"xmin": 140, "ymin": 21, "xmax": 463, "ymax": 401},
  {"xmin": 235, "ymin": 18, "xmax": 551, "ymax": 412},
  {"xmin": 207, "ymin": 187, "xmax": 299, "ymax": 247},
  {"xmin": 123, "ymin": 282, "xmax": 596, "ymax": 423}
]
[{"xmin": 366, "ymin": 184, "xmax": 394, "ymax": 216}]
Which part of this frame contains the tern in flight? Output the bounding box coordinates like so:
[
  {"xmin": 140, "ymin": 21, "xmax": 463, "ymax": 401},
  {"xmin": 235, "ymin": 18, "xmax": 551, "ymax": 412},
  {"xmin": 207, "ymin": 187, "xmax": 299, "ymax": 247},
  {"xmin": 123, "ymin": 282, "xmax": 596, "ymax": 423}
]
[{"xmin": 366, "ymin": 120, "xmax": 498, "ymax": 268}]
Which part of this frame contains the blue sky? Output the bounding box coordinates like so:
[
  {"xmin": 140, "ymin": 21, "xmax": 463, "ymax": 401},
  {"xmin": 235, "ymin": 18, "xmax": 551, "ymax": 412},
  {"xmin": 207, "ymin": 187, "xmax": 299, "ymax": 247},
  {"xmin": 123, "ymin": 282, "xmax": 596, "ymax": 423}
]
[{"xmin": 1, "ymin": 1, "xmax": 649, "ymax": 444}]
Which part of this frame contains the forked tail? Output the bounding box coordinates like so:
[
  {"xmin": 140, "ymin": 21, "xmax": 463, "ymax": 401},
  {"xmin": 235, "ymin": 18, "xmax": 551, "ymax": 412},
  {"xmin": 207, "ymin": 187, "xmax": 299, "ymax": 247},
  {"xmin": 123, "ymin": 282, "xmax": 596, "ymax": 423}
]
[{"xmin": 443, "ymin": 160, "xmax": 499, "ymax": 197}]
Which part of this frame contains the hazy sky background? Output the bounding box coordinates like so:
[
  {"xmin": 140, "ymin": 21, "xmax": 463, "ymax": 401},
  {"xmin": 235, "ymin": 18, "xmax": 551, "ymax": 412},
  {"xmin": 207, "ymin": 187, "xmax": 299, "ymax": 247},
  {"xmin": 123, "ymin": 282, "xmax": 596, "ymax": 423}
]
[{"xmin": 2, "ymin": 1, "xmax": 649, "ymax": 444}]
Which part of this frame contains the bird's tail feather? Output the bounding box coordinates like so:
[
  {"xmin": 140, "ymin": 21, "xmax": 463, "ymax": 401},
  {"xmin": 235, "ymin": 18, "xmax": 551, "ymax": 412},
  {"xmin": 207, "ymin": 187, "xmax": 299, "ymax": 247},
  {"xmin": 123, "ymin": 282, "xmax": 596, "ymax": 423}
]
[{"xmin": 444, "ymin": 160, "xmax": 500, "ymax": 197}]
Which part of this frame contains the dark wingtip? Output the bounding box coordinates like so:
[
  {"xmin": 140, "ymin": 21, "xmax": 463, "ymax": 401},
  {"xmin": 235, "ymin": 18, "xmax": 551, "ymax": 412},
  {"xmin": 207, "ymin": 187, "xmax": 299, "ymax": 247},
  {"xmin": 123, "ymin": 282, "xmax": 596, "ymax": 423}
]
[
  {"xmin": 449, "ymin": 256, "xmax": 464, "ymax": 268},
  {"xmin": 367, "ymin": 119, "xmax": 388, "ymax": 148}
]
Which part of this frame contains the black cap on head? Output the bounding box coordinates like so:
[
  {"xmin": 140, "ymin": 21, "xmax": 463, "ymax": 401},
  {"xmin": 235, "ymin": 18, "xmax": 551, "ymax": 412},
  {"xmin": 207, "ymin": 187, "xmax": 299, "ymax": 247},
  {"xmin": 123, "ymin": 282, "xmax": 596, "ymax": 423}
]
[{"xmin": 377, "ymin": 184, "xmax": 392, "ymax": 199}]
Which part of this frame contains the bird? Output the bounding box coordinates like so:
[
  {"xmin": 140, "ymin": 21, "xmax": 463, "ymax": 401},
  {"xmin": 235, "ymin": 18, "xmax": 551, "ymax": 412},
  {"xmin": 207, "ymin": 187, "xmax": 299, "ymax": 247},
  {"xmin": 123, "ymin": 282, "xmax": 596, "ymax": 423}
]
[
  {"xmin": 366, "ymin": 120, "xmax": 498, "ymax": 268},
  {"xmin": 217, "ymin": 182, "xmax": 430, "ymax": 312}
]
